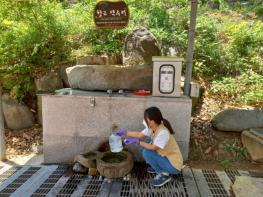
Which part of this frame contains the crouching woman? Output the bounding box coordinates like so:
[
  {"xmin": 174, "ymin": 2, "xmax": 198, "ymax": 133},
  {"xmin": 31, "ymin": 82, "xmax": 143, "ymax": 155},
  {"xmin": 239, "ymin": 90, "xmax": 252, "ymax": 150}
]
[{"xmin": 115, "ymin": 106, "xmax": 183, "ymax": 187}]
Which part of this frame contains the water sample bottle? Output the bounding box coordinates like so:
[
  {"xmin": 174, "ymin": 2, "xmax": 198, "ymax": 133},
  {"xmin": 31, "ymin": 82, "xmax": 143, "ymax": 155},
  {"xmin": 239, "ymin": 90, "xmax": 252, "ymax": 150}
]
[{"xmin": 109, "ymin": 133, "xmax": 123, "ymax": 152}]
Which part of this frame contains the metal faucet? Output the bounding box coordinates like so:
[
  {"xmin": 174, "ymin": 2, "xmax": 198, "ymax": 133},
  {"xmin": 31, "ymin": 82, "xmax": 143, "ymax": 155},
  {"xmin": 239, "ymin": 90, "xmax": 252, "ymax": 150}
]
[
  {"xmin": 107, "ymin": 89, "xmax": 113, "ymax": 97},
  {"xmin": 118, "ymin": 89, "xmax": 127, "ymax": 96}
]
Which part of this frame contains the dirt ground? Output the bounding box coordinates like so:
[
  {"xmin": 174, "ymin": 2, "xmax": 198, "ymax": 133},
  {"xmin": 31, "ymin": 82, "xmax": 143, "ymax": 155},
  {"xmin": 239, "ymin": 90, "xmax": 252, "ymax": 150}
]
[
  {"xmin": 3, "ymin": 93, "xmax": 263, "ymax": 171},
  {"xmin": 188, "ymin": 92, "xmax": 263, "ymax": 171}
]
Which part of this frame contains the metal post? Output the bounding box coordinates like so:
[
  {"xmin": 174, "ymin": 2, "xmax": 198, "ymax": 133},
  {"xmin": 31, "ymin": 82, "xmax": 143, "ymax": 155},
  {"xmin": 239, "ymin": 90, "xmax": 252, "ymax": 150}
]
[
  {"xmin": 0, "ymin": 84, "xmax": 6, "ymax": 160},
  {"xmin": 184, "ymin": 0, "xmax": 198, "ymax": 96}
]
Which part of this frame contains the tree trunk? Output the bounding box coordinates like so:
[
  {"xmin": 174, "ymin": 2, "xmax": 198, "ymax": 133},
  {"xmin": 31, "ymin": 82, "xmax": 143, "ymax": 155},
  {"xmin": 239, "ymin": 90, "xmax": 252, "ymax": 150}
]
[
  {"xmin": 184, "ymin": 0, "xmax": 198, "ymax": 96},
  {"xmin": 0, "ymin": 85, "xmax": 6, "ymax": 160}
]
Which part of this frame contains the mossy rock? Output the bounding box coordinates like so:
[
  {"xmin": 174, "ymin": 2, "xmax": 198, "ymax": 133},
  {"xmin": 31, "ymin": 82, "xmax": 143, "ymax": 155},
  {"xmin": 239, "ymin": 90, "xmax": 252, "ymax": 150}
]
[{"xmin": 74, "ymin": 152, "xmax": 97, "ymax": 168}]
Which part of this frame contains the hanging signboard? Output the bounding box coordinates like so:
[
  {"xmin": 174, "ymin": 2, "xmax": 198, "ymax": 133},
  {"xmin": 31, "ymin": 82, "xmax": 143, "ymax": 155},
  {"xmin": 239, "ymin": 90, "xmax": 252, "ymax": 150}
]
[{"xmin": 94, "ymin": 1, "xmax": 129, "ymax": 29}]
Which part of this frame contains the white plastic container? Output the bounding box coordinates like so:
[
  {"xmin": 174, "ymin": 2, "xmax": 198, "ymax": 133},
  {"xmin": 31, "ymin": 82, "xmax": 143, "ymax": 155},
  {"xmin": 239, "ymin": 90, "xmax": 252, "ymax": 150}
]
[{"xmin": 109, "ymin": 134, "xmax": 123, "ymax": 152}]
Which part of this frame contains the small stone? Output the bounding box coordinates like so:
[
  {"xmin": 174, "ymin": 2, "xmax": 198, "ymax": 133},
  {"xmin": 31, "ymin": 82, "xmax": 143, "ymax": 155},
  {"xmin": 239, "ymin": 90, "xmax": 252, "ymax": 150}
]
[
  {"xmin": 31, "ymin": 144, "xmax": 43, "ymax": 154},
  {"xmin": 73, "ymin": 162, "xmax": 87, "ymax": 173}
]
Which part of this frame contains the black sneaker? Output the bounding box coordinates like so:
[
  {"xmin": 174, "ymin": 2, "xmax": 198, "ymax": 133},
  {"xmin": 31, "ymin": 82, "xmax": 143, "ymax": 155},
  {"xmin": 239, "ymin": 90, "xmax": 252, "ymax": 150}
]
[{"xmin": 147, "ymin": 166, "xmax": 156, "ymax": 174}]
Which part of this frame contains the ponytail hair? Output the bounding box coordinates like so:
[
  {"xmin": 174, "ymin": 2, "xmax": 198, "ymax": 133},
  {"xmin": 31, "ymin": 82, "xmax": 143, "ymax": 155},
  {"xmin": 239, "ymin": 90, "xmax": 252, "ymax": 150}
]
[
  {"xmin": 144, "ymin": 107, "xmax": 174, "ymax": 134},
  {"xmin": 162, "ymin": 118, "xmax": 174, "ymax": 134}
]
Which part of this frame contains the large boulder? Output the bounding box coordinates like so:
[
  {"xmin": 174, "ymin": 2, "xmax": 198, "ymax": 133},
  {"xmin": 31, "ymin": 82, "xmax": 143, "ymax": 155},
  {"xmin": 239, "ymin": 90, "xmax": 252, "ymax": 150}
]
[
  {"xmin": 76, "ymin": 54, "xmax": 121, "ymax": 65},
  {"xmin": 66, "ymin": 65, "xmax": 152, "ymax": 91},
  {"xmin": 35, "ymin": 72, "xmax": 63, "ymax": 93},
  {"xmin": 242, "ymin": 128, "xmax": 263, "ymax": 162},
  {"xmin": 211, "ymin": 108, "xmax": 263, "ymax": 132},
  {"xmin": 2, "ymin": 95, "xmax": 34, "ymax": 130},
  {"xmin": 123, "ymin": 27, "xmax": 161, "ymax": 66},
  {"xmin": 232, "ymin": 176, "xmax": 263, "ymax": 197}
]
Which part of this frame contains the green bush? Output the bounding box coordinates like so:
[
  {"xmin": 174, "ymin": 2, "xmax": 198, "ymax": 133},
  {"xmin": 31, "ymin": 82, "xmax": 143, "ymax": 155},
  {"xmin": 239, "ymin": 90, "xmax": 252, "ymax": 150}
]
[
  {"xmin": 0, "ymin": 1, "xmax": 71, "ymax": 99},
  {"xmin": 194, "ymin": 14, "xmax": 222, "ymax": 77},
  {"xmin": 0, "ymin": 0, "xmax": 262, "ymax": 105},
  {"xmin": 211, "ymin": 71, "xmax": 263, "ymax": 105}
]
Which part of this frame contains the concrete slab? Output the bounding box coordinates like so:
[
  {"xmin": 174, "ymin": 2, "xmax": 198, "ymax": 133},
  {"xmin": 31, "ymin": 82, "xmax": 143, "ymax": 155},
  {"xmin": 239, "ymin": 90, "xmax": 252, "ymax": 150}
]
[
  {"xmin": 43, "ymin": 91, "xmax": 192, "ymax": 163},
  {"xmin": 183, "ymin": 167, "xmax": 200, "ymax": 197},
  {"xmin": 43, "ymin": 136, "xmax": 108, "ymax": 163},
  {"xmin": 232, "ymin": 176, "xmax": 263, "ymax": 197}
]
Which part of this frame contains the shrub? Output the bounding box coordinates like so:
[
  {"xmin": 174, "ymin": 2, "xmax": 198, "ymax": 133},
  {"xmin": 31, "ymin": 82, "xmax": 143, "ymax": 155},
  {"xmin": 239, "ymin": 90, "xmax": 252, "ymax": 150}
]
[
  {"xmin": 0, "ymin": 1, "xmax": 71, "ymax": 99},
  {"xmin": 211, "ymin": 71, "xmax": 263, "ymax": 105},
  {"xmin": 0, "ymin": 0, "xmax": 262, "ymax": 106}
]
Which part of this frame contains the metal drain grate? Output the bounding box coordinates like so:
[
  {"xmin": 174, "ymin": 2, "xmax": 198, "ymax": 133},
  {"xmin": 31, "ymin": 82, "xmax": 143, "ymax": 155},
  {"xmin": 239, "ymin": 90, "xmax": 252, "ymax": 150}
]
[
  {"xmin": 225, "ymin": 169, "xmax": 240, "ymax": 183},
  {"xmin": 0, "ymin": 167, "xmax": 21, "ymax": 184},
  {"xmin": 31, "ymin": 166, "xmax": 67, "ymax": 197},
  {"xmin": 202, "ymin": 169, "xmax": 228, "ymax": 197},
  {"xmin": 82, "ymin": 176, "xmax": 103, "ymax": 197},
  {"xmin": 57, "ymin": 173, "xmax": 85, "ymax": 196},
  {"xmin": 0, "ymin": 167, "xmax": 40, "ymax": 196},
  {"xmin": 120, "ymin": 163, "xmax": 188, "ymax": 197}
]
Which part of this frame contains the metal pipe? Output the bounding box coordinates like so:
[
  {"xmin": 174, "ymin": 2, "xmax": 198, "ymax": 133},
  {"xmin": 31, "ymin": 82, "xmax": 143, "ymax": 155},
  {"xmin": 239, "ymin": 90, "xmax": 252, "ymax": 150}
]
[
  {"xmin": 0, "ymin": 85, "xmax": 6, "ymax": 160},
  {"xmin": 184, "ymin": 0, "xmax": 198, "ymax": 96}
]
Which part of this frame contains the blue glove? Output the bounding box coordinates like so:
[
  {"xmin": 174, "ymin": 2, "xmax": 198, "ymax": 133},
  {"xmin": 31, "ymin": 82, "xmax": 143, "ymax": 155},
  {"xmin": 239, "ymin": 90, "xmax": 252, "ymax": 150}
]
[
  {"xmin": 115, "ymin": 129, "xmax": 127, "ymax": 136},
  {"xmin": 124, "ymin": 138, "xmax": 139, "ymax": 145}
]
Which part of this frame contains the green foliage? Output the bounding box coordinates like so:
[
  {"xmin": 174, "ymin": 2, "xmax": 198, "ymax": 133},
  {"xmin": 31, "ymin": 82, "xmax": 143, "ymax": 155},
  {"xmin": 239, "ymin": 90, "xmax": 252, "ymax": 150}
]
[
  {"xmin": 0, "ymin": 0, "xmax": 262, "ymax": 105},
  {"xmin": 219, "ymin": 158, "xmax": 231, "ymax": 169},
  {"xmin": 219, "ymin": 141, "xmax": 247, "ymax": 169},
  {"xmin": 194, "ymin": 15, "xmax": 222, "ymax": 77},
  {"xmin": 211, "ymin": 71, "xmax": 263, "ymax": 105},
  {"xmin": 223, "ymin": 142, "xmax": 247, "ymax": 160},
  {"xmin": 255, "ymin": 5, "xmax": 263, "ymax": 17},
  {"xmin": 0, "ymin": 0, "xmax": 71, "ymax": 99},
  {"xmin": 220, "ymin": 20, "xmax": 263, "ymax": 75}
]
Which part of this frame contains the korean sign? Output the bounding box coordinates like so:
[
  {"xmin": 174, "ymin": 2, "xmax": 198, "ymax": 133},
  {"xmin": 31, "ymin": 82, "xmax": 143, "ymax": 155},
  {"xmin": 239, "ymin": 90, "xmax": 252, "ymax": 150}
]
[{"xmin": 94, "ymin": 1, "xmax": 129, "ymax": 29}]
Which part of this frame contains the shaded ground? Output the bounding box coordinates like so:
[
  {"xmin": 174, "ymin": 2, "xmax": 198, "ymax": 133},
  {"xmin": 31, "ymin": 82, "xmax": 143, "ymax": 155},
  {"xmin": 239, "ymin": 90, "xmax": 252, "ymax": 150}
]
[{"xmin": 5, "ymin": 124, "xmax": 42, "ymax": 162}]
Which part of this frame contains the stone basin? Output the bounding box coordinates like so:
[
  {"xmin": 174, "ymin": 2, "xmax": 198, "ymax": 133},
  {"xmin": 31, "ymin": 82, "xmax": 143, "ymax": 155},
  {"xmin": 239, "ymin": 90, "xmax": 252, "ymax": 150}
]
[{"xmin": 96, "ymin": 151, "xmax": 133, "ymax": 178}]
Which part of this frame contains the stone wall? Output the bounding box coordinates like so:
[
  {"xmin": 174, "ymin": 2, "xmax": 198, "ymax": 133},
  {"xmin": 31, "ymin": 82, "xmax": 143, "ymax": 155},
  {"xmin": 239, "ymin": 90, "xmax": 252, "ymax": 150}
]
[{"xmin": 42, "ymin": 91, "xmax": 192, "ymax": 163}]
